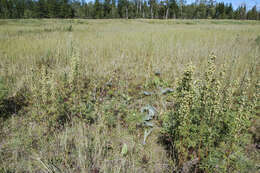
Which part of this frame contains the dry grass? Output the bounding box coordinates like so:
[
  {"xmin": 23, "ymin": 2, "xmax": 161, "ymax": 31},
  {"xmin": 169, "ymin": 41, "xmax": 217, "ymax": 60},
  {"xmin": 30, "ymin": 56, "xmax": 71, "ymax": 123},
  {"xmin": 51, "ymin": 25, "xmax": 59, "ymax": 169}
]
[{"xmin": 0, "ymin": 19, "xmax": 259, "ymax": 172}]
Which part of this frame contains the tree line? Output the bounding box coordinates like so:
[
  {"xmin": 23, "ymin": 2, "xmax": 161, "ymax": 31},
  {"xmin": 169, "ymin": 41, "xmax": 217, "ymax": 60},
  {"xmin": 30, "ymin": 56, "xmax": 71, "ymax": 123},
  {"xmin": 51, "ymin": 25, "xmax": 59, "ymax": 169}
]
[{"xmin": 0, "ymin": 0, "xmax": 259, "ymax": 20}]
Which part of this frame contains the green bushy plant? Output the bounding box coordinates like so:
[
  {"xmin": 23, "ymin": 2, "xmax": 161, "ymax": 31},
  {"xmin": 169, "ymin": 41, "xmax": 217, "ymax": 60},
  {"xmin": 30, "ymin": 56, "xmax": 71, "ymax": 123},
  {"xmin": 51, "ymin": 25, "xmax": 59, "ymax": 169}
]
[
  {"xmin": 162, "ymin": 55, "xmax": 256, "ymax": 172},
  {"xmin": 64, "ymin": 25, "xmax": 73, "ymax": 32},
  {"xmin": 255, "ymin": 35, "xmax": 260, "ymax": 46},
  {"xmin": 0, "ymin": 77, "xmax": 8, "ymax": 111},
  {"xmin": 0, "ymin": 77, "xmax": 8, "ymax": 103},
  {"xmin": 29, "ymin": 46, "xmax": 94, "ymax": 129}
]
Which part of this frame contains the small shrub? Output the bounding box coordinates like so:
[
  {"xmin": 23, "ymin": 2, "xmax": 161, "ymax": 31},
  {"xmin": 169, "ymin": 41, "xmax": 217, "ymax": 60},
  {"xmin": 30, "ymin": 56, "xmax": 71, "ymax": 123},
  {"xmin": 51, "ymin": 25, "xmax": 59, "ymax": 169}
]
[
  {"xmin": 255, "ymin": 35, "xmax": 260, "ymax": 46},
  {"xmin": 35, "ymin": 50, "xmax": 56, "ymax": 69},
  {"xmin": 0, "ymin": 76, "xmax": 9, "ymax": 115},
  {"xmin": 29, "ymin": 47, "xmax": 93, "ymax": 129},
  {"xmin": 161, "ymin": 55, "xmax": 256, "ymax": 172},
  {"xmin": 0, "ymin": 77, "xmax": 8, "ymax": 104},
  {"xmin": 43, "ymin": 28, "xmax": 53, "ymax": 32},
  {"xmin": 64, "ymin": 25, "xmax": 73, "ymax": 32},
  {"xmin": 43, "ymin": 25, "xmax": 73, "ymax": 33}
]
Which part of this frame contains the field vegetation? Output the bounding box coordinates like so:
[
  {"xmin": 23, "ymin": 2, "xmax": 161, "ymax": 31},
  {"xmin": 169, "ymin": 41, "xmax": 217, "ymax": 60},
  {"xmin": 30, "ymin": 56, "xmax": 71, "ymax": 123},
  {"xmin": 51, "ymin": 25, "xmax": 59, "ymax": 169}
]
[{"xmin": 0, "ymin": 19, "xmax": 259, "ymax": 172}]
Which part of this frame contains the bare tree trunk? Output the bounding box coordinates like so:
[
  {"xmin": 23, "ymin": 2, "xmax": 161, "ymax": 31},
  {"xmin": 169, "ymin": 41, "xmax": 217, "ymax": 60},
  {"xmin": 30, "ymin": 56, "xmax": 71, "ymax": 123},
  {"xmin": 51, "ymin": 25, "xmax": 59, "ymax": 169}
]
[
  {"xmin": 253, "ymin": 0, "xmax": 259, "ymax": 20},
  {"xmin": 136, "ymin": 0, "xmax": 139, "ymax": 17},
  {"xmin": 126, "ymin": 7, "xmax": 129, "ymax": 19},
  {"xmin": 180, "ymin": 0, "xmax": 183, "ymax": 18},
  {"xmin": 151, "ymin": 6, "xmax": 153, "ymax": 19},
  {"xmin": 143, "ymin": 7, "xmax": 145, "ymax": 18},
  {"xmin": 180, "ymin": 6, "xmax": 182, "ymax": 18},
  {"xmin": 166, "ymin": 7, "xmax": 169, "ymax": 19},
  {"xmin": 139, "ymin": 0, "xmax": 142, "ymax": 17}
]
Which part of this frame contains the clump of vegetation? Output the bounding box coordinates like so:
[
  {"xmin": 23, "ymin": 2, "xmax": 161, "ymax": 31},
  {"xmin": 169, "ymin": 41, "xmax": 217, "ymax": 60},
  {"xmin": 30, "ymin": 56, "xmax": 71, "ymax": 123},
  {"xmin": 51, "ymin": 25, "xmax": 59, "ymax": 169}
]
[
  {"xmin": 0, "ymin": 76, "xmax": 8, "ymax": 109},
  {"xmin": 161, "ymin": 55, "xmax": 257, "ymax": 172},
  {"xmin": 65, "ymin": 25, "xmax": 73, "ymax": 32},
  {"xmin": 29, "ymin": 46, "xmax": 93, "ymax": 129},
  {"xmin": 43, "ymin": 25, "xmax": 72, "ymax": 33},
  {"xmin": 255, "ymin": 35, "xmax": 260, "ymax": 46},
  {"xmin": 0, "ymin": 77, "xmax": 7, "ymax": 100}
]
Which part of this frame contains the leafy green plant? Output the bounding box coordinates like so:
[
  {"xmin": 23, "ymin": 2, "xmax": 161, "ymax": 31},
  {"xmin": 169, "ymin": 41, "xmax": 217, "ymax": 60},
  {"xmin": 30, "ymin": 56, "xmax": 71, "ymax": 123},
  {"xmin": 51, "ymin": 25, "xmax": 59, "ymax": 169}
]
[
  {"xmin": 255, "ymin": 35, "xmax": 260, "ymax": 46},
  {"xmin": 0, "ymin": 77, "xmax": 8, "ymax": 115},
  {"xmin": 29, "ymin": 47, "xmax": 94, "ymax": 129},
  {"xmin": 64, "ymin": 25, "xmax": 73, "ymax": 32},
  {"xmin": 162, "ymin": 55, "xmax": 256, "ymax": 172}
]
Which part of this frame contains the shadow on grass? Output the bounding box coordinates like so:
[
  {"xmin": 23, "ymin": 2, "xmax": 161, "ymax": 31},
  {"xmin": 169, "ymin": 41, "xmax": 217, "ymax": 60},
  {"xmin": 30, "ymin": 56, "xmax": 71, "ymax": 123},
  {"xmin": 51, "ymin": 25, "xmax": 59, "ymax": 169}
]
[{"xmin": 0, "ymin": 92, "xmax": 27, "ymax": 120}]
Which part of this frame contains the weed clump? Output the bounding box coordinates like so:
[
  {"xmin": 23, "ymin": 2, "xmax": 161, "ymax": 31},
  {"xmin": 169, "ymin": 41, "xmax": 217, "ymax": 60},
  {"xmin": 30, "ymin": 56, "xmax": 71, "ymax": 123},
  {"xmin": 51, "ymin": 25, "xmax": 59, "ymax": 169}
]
[
  {"xmin": 0, "ymin": 76, "xmax": 8, "ymax": 117},
  {"xmin": 255, "ymin": 35, "xmax": 260, "ymax": 46},
  {"xmin": 66, "ymin": 25, "xmax": 73, "ymax": 32},
  {"xmin": 29, "ymin": 46, "xmax": 94, "ymax": 129},
  {"xmin": 0, "ymin": 77, "xmax": 8, "ymax": 104},
  {"xmin": 162, "ymin": 55, "xmax": 257, "ymax": 172}
]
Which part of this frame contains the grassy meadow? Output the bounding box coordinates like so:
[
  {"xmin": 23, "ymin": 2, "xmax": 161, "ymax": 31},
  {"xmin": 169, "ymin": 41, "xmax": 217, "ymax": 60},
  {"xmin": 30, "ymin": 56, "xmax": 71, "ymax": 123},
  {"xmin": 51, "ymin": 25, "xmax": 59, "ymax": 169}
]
[{"xmin": 0, "ymin": 19, "xmax": 259, "ymax": 172}]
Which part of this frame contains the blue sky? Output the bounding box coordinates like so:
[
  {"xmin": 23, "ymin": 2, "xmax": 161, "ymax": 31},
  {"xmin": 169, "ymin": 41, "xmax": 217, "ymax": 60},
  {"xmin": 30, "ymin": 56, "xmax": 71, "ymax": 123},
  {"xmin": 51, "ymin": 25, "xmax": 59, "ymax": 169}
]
[{"xmin": 186, "ymin": 0, "xmax": 259, "ymax": 9}]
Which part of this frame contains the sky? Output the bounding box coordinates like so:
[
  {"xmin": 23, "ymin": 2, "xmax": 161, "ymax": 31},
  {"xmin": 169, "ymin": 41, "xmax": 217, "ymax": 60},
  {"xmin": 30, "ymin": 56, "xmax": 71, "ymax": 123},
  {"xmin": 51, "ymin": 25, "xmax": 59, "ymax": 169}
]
[{"xmin": 186, "ymin": 0, "xmax": 260, "ymax": 10}]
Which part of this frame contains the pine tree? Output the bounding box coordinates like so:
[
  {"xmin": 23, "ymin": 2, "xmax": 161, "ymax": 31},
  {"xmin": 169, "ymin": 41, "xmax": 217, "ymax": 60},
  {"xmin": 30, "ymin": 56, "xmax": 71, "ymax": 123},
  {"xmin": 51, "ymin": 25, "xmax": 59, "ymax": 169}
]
[
  {"xmin": 94, "ymin": 0, "xmax": 102, "ymax": 18},
  {"xmin": 103, "ymin": 0, "xmax": 111, "ymax": 18},
  {"xmin": 169, "ymin": 0, "xmax": 179, "ymax": 19},
  {"xmin": 111, "ymin": 0, "xmax": 117, "ymax": 18},
  {"xmin": 35, "ymin": 0, "xmax": 47, "ymax": 18},
  {"xmin": 247, "ymin": 6, "xmax": 258, "ymax": 20}
]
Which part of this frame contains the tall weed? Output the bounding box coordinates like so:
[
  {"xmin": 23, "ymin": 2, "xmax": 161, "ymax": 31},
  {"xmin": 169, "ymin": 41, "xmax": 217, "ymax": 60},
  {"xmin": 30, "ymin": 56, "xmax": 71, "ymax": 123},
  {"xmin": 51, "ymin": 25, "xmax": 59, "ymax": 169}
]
[{"xmin": 162, "ymin": 55, "xmax": 257, "ymax": 172}]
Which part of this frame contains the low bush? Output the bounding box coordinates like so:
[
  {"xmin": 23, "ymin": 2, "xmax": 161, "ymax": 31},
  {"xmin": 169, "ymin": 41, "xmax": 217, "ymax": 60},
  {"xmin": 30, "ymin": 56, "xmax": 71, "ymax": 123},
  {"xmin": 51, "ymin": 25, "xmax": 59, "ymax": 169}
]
[
  {"xmin": 0, "ymin": 76, "xmax": 8, "ymax": 108},
  {"xmin": 162, "ymin": 55, "xmax": 258, "ymax": 172},
  {"xmin": 255, "ymin": 35, "xmax": 260, "ymax": 47},
  {"xmin": 29, "ymin": 48, "xmax": 94, "ymax": 129}
]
